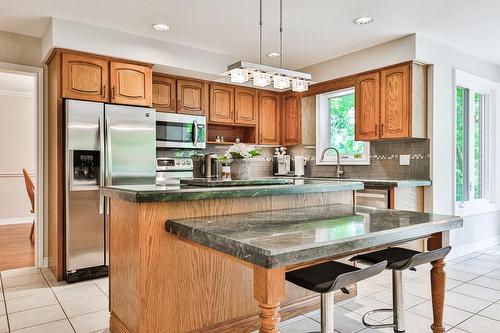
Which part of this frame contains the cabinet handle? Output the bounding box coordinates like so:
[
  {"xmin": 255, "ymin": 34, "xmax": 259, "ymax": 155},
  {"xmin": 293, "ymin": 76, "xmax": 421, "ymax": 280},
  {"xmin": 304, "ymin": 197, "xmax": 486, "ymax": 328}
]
[
  {"xmin": 260, "ymin": 132, "xmax": 263, "ymax": 143},
  {"xmin": 380, "ymin": 123, "xmax": 384, "ymax": 136},
  {"xmin": 374, "ymin": 124, "xmax": 378, "ymax": 136},
  {"xmin": 112, "ymin": 86, "xmax": 115, "ymax": 100},
  {"xmin": 103, "ymin": 84, "xmax": 106, "ymax": 99}
]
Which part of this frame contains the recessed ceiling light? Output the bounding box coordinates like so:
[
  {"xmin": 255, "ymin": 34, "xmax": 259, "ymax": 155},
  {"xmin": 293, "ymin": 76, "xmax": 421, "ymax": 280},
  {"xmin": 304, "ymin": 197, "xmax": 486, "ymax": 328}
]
[
  {"xmin": 152, "ymin": 23, "xmax": 170, "ymax": 32},
  {"xmin": 353, "ymin": 16, "xmax": 374, "ymax": 25},
  {"xmin": 266, "ymin": 52, "xmax": 281, "ymax": 58}
]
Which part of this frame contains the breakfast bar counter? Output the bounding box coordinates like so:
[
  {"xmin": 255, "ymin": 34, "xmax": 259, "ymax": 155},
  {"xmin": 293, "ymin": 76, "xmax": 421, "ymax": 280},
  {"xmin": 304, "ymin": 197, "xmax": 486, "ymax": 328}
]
[{"xmin": 102, "ymin": 180, "xmax": 461, "ymax": 333}]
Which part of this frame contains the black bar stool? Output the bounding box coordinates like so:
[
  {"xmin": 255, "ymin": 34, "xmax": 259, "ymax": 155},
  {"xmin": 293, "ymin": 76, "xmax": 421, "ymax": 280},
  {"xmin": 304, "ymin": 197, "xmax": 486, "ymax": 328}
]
[
  {"xmin": 350, "ymin": 246, "xmax": 451, "ymax": 333},
  {"xmin": 286, "ymin": 260, "xmax": 387, "ymax": 333}
]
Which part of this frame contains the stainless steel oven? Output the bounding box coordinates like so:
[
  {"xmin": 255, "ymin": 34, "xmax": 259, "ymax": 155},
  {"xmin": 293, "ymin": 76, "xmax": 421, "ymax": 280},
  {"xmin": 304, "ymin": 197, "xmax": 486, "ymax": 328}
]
[{"xmin": 156, "ymin": 113, "xmax": 206, "ymax": 149}]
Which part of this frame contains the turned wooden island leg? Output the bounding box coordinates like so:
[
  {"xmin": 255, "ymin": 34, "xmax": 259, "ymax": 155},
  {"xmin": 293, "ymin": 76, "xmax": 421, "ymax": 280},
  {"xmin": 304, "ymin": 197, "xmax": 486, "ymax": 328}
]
[
  {"xmin": 253, "ymin": 266, "xmax": 286, "ymax": 333},
  {"xmin": 430, "ymin": 258, "xmax": 446, "ymax": 333},
  {"xmin": 428, "ymin": 231, "xmax": 449, "ymax": 333}
]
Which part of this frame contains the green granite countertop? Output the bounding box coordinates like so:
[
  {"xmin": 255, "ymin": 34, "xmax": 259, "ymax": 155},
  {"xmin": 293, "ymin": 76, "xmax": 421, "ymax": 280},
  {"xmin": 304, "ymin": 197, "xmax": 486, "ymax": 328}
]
[
  {"xmin": 101, "ymin": 179, "xmax": 364, "ymax": 203},
  {"xmin": 294, "ymin": 177, "xmax": 432, "ymax": 189},
  {"xmin": 166, "ymin": 204, "xmax": 462, "ymax": 268}
]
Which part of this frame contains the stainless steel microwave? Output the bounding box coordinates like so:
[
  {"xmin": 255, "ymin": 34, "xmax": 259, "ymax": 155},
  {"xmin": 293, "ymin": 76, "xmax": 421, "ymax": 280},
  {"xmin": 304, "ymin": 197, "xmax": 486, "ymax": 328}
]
[{"xmin": 156, "ymin": 113, "xmax": 206, "ymax": 149}]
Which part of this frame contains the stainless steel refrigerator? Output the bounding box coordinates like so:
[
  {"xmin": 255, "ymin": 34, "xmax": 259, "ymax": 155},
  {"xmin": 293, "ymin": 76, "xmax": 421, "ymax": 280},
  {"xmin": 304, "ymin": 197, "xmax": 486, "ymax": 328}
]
[{"xmin": 65, "ymin": 99, "xmax": 156, "ymax": 282}]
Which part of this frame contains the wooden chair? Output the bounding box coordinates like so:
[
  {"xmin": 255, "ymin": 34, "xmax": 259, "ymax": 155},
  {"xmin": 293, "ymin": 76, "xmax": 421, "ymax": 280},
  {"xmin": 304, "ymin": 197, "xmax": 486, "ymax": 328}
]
[{"xmin": 22, "ymin": 169, "xmax": 35, "ymax": 242}]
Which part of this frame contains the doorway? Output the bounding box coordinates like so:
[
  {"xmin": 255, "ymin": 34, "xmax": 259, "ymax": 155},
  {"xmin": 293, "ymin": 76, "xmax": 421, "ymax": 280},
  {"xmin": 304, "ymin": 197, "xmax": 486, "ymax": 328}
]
[{"xmin": 0, "ymin": 63, "xmax": 43, "ymax": 271}]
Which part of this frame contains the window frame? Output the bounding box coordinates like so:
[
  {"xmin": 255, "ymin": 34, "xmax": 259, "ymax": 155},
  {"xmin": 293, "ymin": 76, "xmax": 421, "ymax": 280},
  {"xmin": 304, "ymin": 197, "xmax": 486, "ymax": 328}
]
[
  {"xmin": 316, "ymin": 87, "xmax": 370, "ymax": 166},
  {"xmin": 454, "ymin": 70, "xmax": 497, "ymax": 216}
]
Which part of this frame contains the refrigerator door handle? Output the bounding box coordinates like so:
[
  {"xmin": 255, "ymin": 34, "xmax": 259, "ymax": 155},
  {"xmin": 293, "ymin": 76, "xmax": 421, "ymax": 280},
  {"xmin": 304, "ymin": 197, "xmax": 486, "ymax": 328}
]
[
  {"xmin": 105, "ymin": 117, "xmax": 112, "ymax": 186},
  {"xmin": 192, "ymin": 120, "xmax": 198, "ymax": 147},
  {"xmin": 98, "ymin": 115, "xmax": 105, "ymax": 215}
]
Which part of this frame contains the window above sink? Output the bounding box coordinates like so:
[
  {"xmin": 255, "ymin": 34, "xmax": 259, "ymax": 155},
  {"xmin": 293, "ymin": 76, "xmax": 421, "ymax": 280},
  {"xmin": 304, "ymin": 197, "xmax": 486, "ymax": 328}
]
[{"xmin": 316, "ymin": 87, "xmax": 370, "ymax": 165}]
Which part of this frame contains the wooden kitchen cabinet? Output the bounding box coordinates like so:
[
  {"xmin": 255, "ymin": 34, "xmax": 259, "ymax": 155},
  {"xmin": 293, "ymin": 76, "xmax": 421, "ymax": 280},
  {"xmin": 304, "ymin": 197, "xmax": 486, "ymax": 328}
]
[
  {"xmin": 281, "ymin": 92, "xmax": 301, "ymax": 145},
  {"xmin": 380, "ymin": 64, "xmax": 410, "ymax": 139},
  {"xmin": 110, "ymin": 61, "xmax": 152, "ymax": 106},
  {"xmin": 355, "ymin": 61, "xmax": 427, "ymax": 141},
  {"xmin": 355, "ymin": 72, "xmax": 380, "ymax": 141},
  {"xmin": 258, "ymin": 92, "xmax": 280, "ymax": 145},
  {"xmin": 234, "ymin": 87, "xmax": 258, "ymax": 125},
  {"xmin": 177, "ymin": 79, "xmax": 206, "ymax": 115},
  {"xmin": 152, "ymin": 74, "xmax": 176, "ymax": 112},
  {"xmin": 209, "ymin": 84, "xmax": 234, "ymax": 124},
  {"xmin": 62, "ymin": 53, "xmax": 109, "ymax": 102}
]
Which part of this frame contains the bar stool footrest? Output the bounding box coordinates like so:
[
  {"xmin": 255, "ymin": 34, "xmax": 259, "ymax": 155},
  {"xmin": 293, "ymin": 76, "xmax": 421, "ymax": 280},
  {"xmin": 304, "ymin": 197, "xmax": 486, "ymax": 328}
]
[{"xmin": 362, "ymin": 308, "xmax": 401, "ymax": 330}]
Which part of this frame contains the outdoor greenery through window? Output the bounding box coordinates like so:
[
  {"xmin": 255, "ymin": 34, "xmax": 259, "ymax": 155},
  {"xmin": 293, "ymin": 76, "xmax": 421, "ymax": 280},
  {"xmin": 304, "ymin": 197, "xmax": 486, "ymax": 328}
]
[
  {"xmin": 316, "ymin": 88, "xmax": 369, "ymax": 165},
  {"xmin": 455, "ymin": 86, "xmax": 486, "ymax": 203}
]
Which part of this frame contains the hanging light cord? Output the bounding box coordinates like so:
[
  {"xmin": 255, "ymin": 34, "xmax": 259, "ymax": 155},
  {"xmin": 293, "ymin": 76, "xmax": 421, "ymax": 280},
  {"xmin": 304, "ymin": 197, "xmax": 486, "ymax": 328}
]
[
  {"xmin": 279, "ymin": 0, "xmax": 283, "ymax": 68},
  {"xmin": 259, "ymin": 0, "xmax": 263, "ymax": 65}
]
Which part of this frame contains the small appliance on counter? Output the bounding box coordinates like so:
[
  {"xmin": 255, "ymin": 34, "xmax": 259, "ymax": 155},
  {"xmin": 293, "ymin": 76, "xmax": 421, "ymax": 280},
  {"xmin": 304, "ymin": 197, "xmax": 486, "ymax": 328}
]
[
  {"xmin": 273, "ymin": 146, "xmax": 291, "ymax": 176},
  {"xmin": 293, "ymin": 155, "xmax": 306, "ymax": 176},
  {"xmin": 156, "ymin": 157, "xmax": 194, "ymax": 185},
  {"xmin": 200, "ymin": 153, "xmax": 220, "ymax": 179},
  {"xmin": 273, "ymin": 155, "xmax": 291, "ymax": 175}
]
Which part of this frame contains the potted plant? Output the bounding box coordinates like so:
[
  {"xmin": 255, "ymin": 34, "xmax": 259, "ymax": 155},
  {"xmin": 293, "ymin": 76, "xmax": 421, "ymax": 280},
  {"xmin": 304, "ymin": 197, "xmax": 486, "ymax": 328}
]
[{"xmin": 220, "ymin": 143, "xmax": 261, "ymax": 180}]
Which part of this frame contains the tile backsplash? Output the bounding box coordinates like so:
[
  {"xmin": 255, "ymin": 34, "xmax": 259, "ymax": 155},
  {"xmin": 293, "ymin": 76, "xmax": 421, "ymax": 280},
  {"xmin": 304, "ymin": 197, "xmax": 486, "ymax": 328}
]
[
  {"xmin": 157, "ymin": 139, "xmax": 430, "ymax": 180},
  {"xmin": 289, "ymin": 139, "xmax": 430, "ymax": 179}
]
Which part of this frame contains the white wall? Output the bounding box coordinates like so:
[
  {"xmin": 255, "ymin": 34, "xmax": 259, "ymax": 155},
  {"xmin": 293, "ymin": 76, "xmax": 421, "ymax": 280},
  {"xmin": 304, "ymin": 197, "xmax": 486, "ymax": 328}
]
[
  {"xmin": 0, "ymin": 31, "xmax": 42, "ymax": 67},
  {"xmin": 415, "ymin": 35, "xmax": 500, "ymax": 254},
  {"xmin": 0, "ymin": 84, "xmax": 36, "ymax": 223}
]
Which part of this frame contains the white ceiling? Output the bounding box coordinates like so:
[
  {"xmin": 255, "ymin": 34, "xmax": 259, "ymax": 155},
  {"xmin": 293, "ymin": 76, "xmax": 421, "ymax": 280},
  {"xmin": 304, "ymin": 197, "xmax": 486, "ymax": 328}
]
[{"xmin": 1, "ymin": 0, "xmax": 500, "ymax": 69}]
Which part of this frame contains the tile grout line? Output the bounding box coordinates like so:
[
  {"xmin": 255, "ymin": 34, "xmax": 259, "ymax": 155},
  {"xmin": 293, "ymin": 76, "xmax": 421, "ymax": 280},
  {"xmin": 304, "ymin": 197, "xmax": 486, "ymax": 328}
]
[
  {"xmin": 0, "ymin": 272, "xmax": 12, "ymax": 333},
  {"xmin": 39, "ymin": 268, "xmax": 77, "ymax": 333}
]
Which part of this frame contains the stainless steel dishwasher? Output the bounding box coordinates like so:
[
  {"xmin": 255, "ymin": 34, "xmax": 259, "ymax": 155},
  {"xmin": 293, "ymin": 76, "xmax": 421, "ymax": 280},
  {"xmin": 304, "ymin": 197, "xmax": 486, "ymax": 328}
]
[{"xmin": 355, "ymin": 189, "xmax": 389, "ymax": 208}]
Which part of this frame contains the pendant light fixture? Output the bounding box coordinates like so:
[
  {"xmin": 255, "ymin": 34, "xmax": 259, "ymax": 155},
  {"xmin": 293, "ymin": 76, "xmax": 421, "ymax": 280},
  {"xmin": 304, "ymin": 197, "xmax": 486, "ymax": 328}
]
[{"xmin": 222, "ymin": 0, "xmax": 312, "ymax": 91}]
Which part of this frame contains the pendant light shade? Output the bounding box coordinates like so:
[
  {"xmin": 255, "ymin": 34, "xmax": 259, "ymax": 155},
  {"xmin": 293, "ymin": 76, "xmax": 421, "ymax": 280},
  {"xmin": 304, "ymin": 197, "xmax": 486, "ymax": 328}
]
[
  {"xmin": 253, "ymin": 72, "xmax": 271, "ymax": 87},
  {"xmin": 273, "ymin": 75, "xmax": 290, "ymax": 89},
  {"xmin": 229, "ymin": 68, "xmax": 249, "ymax": 84},
  {"xmin": 291, "ymin": 79, "xmax": 308, "ymax": 92}
]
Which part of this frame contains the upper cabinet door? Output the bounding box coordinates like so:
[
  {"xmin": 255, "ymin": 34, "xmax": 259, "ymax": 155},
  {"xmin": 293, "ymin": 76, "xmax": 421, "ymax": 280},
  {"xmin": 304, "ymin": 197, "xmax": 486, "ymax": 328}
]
[
  {"xmin": 380, "ymin": 64, "xmax": 410, "ymax": 139},
  {"xmin": 177, "ymin": 79, "xmax": 206, "ymax": 115},
  {"xmin": 209, "ymin": 84, "xmax": 234, "ymax": 124},
  {"xmin": 152, "ymin": 74, "xmax": 176, "ymax": 113},
  {"xmin": 234, "ymin": 88, "xmax": 257, "ymax": 125},
  {"xmin": 355, "ymin": 72, "xmax": 380, "ymax": 141},
  {"xmin": 258, "ymin": 92, "xmax": 280, "ymax": 145},
  {"xmin": 110, "ymin": 61, "xmax": 152, "ymax": 107},
  {"xmin": 281, "ymin": 93, "xmax": 301, "ymax": 145},
  {"xmin": 62, "ymin": 53, "xmax": 109, "ymax": 102}
]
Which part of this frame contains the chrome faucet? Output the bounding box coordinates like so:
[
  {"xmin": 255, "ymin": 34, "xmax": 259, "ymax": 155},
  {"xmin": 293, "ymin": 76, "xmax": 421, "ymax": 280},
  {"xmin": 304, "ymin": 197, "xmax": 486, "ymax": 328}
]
[{"xmin": 320, "ymin": 147, "xmax": 345, "ymax": 178}]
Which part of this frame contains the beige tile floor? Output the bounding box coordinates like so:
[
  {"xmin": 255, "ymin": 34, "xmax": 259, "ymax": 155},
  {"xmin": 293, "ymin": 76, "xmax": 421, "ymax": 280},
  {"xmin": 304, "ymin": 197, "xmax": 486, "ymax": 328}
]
[{"xmin": 1, "ymin": 244, "xmax": 500, "ymax": 332}]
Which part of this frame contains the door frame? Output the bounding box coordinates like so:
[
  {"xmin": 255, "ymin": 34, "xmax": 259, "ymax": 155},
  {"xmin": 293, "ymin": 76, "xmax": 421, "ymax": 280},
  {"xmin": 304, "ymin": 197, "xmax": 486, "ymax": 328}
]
[{"xmin": 0, "ymin": 62, "xmax": 44, "ymax": 268}]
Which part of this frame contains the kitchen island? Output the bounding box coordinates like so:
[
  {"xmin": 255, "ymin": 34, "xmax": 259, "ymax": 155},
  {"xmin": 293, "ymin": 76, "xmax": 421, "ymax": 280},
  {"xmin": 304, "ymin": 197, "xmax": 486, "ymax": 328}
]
[{"xmin": 102, "ymin": 179, "xmax": 461, "ymax": 333}]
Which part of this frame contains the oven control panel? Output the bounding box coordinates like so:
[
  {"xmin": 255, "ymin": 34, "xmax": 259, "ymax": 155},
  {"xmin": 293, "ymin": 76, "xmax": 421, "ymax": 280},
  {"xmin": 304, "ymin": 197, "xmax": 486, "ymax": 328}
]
[{"xmin": 156, "ymin": 158, "xmax": 193, "ymax": 171}]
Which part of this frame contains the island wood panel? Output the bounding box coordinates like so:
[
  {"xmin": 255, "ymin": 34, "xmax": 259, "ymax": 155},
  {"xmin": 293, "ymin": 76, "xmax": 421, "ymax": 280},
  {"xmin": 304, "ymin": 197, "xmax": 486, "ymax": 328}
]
[
  {"xmin": 380, "ymin": 64, "xmax": 410, "ymax": 139},
  {"xmin": 109, "ymin": 191, "xmax": 354, "ymax": 333},
  {"xmin": 355, "ymin": 72, "xmax": 380, "ymax": 141}
]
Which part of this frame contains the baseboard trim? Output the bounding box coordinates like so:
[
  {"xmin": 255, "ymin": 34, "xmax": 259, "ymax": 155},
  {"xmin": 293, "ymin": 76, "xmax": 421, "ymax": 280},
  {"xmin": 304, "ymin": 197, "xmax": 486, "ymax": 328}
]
[
  {"xmin": 449, "ymin": 235, "xmax": 500, "ymax": 259},
  {"xmin": 0, "ymin": 217, "xmax": 33, "ymax": 226}
]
